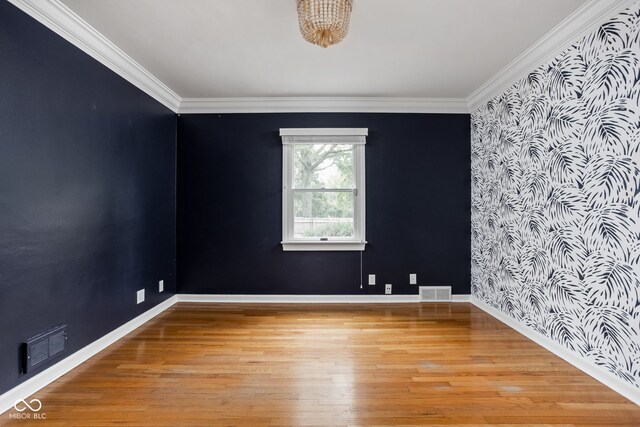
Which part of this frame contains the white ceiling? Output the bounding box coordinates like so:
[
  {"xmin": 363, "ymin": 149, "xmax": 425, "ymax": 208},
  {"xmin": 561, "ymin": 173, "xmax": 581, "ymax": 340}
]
[{"xmin": 60, "ymin": 0, "xmax": 587, "ymax": 100}]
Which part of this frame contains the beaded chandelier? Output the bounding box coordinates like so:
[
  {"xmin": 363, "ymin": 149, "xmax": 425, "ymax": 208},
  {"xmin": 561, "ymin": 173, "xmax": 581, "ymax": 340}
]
[{"xmin": 297, "ymin": 0, "xmax": 353, "ymax": 48}]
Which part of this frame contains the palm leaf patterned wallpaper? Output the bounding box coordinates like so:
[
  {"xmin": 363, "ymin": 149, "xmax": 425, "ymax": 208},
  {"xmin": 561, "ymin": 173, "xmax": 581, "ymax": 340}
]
[{"xmin": 471, "ymin": 2, "xmax": 640, "ymax": 388}]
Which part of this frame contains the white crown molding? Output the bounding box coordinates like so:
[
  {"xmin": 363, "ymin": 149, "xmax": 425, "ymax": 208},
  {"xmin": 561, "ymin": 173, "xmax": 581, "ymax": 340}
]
[
  {"xmin": 471, "ymin": 296, "xmax": 640, "ymax": 406},
  {"xmin": 178, "ymin": 294, "xmax": 471, "ymax": 303},
  {"xmin": 7, "ymin": 0, "xmax": 182, "ymax": 112},
  {"xmin": 178, "ymin": 97, "xmax": 470, "ymax": 114},
  {"xmin": 467, "ymin": 0, "xmax": 639, "ymax": 112},
  {"xmin": 0, "ymin": 296, "xmax": 177, "ymax": 415},
  {"xmin": 15, "ymin": 0, "xmax": 632, "ymax": 115}
]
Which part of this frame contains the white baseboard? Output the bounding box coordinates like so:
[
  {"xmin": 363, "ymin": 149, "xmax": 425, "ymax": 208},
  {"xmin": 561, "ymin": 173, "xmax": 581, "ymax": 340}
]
[
  {"xmin": 178, "ymin": 294, "xmax": 471, "ymax": 303},
  {"xmin": 471, "ymin": 296, "xmax": 640, "ymax": 406},
  {"xmin": 0, "ymin": 295, "xmax": 178, "ymax": 415}
]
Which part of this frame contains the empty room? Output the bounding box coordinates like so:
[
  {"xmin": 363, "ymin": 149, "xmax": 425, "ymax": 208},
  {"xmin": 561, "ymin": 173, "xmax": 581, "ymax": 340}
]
[{"xmin": 1, "ymin": 0, "xmax": 639, "ymax": 425}]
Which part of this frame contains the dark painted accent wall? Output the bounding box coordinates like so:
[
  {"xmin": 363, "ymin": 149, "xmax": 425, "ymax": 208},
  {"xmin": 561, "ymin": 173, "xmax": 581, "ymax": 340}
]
[
  {"xmin": 0, "ymin": 2, "xmax": 176, "ymax": 394},
  {"xmin": 177, "ymin": 113, "xmax": 470, "ymax": 295}
]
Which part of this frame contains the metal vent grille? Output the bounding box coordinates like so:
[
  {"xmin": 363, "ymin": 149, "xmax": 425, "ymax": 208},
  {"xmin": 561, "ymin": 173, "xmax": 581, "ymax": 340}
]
[
  {"xmin": 29, "ymin": 340, "xmax": 49, "ymax": 366},
  {"xmin": 23, "ymin": 325, "xmax": 67, "ymax": 373},
  {"xmin": 419, "ymin": 286, "xmax": 452, "ymax": 302}
]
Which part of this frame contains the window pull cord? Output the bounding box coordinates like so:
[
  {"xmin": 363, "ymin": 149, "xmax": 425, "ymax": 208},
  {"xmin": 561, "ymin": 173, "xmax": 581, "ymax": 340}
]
[{"xmin": 360, "ymin": 250, "xmax": 363, "ymax": 289}]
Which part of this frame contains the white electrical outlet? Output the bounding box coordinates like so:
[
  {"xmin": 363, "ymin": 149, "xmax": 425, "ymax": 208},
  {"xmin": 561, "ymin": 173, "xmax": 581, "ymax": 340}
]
[
  {"xmin": 136, "ymin": 289, "xmax": 145, "ymax": 304},
  {"xmin": 159, "ymin": 280, "xmax": 164, "ymax": 293},
  {"xmin": 368, "ymin": 274, "xmax": 376, "ymax": 285},
  {"xmin": 385, "ymin": 284, "xmax": 392, "ymax": 295},
  {"xmin": 409, "ymin": 274, "xmax": 417, "ymax": 285}
]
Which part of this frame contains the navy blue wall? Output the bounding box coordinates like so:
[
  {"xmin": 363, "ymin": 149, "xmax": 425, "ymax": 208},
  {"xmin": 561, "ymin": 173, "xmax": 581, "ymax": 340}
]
[
  {"xmin": 0, "ymin": 2, "xmax": 176, "ymax": 394},
  {"xmin": 177, "ymin": 113, "xmax": 470, "ymax": 295}
]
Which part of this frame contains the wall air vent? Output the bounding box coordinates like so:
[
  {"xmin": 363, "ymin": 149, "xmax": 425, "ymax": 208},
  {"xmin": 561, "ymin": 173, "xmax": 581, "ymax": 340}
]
[
  {"xmin": 419, "ymin": 286, "xmax": 452, "ymax": 302},
  {"xmin": 22, "ymin": 324, "xmax": 68, "ymax": 374}
]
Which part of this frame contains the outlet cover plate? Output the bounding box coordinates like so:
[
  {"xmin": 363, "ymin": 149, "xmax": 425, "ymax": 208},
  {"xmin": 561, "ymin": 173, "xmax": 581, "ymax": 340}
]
[
  {"xmin": 159, "ymin": 280, "xmax": 164, "ymax": 293},
  {"xmin": 368, "ymin": 274, "xmax": 376, "ymax": 285},
  {"xmin": 136, "ymin": 289, "xmax": 145, "ymax": 304},
  {"xmin": 385, "ymin": 284, "xmax": 392, "ymax": 295}
]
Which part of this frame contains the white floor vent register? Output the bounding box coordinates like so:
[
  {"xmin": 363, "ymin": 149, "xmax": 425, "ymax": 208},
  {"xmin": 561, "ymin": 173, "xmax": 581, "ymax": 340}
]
[{"xmin": 419, "ymin": 286, "xmax": 452, "ymax": 302}]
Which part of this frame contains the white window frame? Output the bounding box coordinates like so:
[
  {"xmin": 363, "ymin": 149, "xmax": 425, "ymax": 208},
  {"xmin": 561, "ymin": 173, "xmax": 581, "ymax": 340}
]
[{"xmin": 280, "ymin": 128, "xmax": 367, "ymax": 251}]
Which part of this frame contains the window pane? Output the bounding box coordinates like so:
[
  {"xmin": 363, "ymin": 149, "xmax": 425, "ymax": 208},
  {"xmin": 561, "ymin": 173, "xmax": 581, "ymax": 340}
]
[
  {"xmin": 293, "ymin": 191, "xmax": 354, "ymax": 238},
  {"xmin": 293, "ymin": 144, "xmax": 354, "ymax": 189}
]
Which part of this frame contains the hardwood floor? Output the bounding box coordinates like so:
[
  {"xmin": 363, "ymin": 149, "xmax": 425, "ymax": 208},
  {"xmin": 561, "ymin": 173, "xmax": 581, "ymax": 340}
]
[{"xmin": 2, "ymin": 302, "xmax": 639, "ymax": 426}]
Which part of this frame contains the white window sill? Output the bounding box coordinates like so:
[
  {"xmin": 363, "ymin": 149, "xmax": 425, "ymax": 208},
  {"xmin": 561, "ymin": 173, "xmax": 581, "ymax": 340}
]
[{"xmin": 281, "ymin": 241, "xmax": 367, "ymax": 251}]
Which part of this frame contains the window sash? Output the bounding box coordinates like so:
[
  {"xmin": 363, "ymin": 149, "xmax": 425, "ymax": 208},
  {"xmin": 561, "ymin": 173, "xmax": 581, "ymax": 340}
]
[
  {"xmin": 292, "ymin": 189, "xmax": 356, "ymax": 240},
  {"xmin": 293, "ymin": 144, "xmax": 355, "ymax": 190}
]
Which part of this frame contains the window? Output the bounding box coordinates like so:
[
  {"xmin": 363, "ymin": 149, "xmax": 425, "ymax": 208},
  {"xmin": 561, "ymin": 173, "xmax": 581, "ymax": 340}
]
[{"xmin": 280, "ymin": 128, "xmax": 367, "ymax": 251}]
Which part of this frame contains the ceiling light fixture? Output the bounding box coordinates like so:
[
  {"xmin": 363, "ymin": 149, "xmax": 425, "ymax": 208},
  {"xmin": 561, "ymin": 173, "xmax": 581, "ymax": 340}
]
[{"xmin": 297, "ymin": 0, "xmax": 353, "ymax": 48}]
